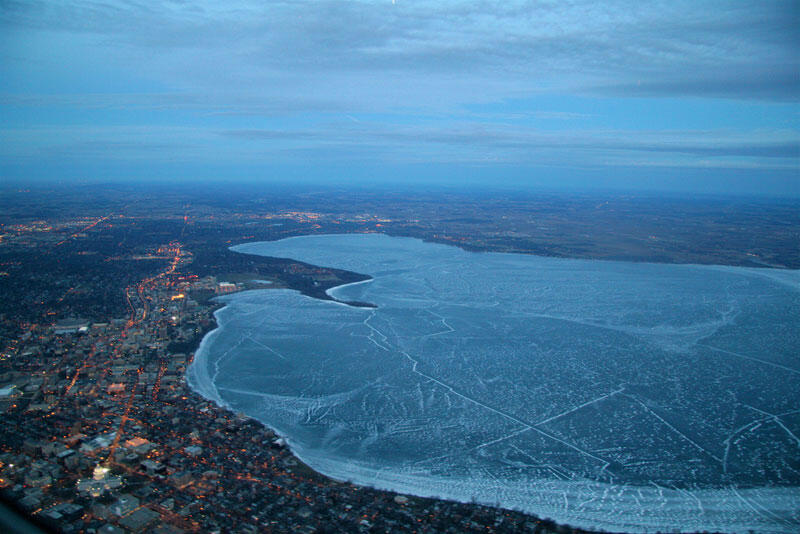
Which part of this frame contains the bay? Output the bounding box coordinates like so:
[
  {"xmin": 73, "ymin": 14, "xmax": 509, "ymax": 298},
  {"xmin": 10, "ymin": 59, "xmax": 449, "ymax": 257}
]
[{"xmin": 188, "ymin": 233, "xmax": 800, "ymax": 533}]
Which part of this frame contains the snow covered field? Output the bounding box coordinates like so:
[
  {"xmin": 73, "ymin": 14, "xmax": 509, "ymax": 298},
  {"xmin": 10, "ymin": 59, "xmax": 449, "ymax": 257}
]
[{"xmin": 188, "ymin": 234, "xmax": 800, "ymax": 532}]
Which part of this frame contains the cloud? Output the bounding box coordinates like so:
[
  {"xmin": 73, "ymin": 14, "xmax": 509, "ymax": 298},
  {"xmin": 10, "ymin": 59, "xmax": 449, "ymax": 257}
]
[
  {"xmin": 2, "ymin": 1, "xmax": 798, "ymax": 103},
  {"xmin": 1, "ymin": 1, "xmax": 798, "ymax": 192},
  {"xmin": 597, "ymin": 69, "xmax": 800, "ymax": 102},
  {"xmin": 531, "ymin": 111, "xmax": 593, "ymax": 120},
  {"xmin": 217, "ymin": 123, "xmax": 800, "ymax": 169}
]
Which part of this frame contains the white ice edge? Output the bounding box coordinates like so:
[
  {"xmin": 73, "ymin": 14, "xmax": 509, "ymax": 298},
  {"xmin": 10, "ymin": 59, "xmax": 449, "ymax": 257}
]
[
  {"xmin": 284, "ymin": 447, "xmax": 800, "ymax": 534},
  {"xmin": 325, "ymin": 278, "xmax": 374, "ymax": 302}
]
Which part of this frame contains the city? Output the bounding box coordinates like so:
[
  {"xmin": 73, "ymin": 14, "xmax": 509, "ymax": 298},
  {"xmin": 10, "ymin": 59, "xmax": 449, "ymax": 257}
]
[
  {"xmin": 1, "ymin": 185, "xmax": 798, "ymax": 532},
  {"xmin": 3, "ymin": 1, "xmax": 797, "ymax": 531}
]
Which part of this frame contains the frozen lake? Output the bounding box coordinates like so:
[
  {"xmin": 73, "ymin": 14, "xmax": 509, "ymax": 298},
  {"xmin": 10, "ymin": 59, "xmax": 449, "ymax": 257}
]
[{"xmin": 188, "ymin": 233, "xmax": 800, "ymax": 533}]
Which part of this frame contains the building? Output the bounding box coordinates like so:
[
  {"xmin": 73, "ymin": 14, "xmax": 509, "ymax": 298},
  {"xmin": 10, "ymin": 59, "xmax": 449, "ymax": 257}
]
[
  {"xmin": 215, "ymin": 282, "xmax": 237, "ymax": 294},
  {"xmin": 53, "ymin": 318, "xmax": 90, "ymax": 335}
]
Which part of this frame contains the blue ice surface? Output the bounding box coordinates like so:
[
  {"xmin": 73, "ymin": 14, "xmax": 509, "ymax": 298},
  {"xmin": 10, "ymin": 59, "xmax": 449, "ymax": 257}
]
[{"xmin": 188, "ymin": 233, "xmax": 800, "ymax": 533}]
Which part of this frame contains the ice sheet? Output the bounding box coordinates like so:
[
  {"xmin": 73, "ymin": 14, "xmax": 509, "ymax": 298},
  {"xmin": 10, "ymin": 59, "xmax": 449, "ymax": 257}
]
[{"xmin": 188, "ymin": 234, "xmax": 800, "ymax": 533}]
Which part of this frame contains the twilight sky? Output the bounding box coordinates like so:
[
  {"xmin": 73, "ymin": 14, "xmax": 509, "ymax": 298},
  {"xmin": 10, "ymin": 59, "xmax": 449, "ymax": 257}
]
[{"xmin": 1, "ymin": 0, "xmax": 798, "ymax": 195}]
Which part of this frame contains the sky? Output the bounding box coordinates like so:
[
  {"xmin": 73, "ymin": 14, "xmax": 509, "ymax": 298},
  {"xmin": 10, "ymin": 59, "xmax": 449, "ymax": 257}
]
[{"xmin": 1, "ymin": 0, "xmax": 798, "ymax": 196}]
